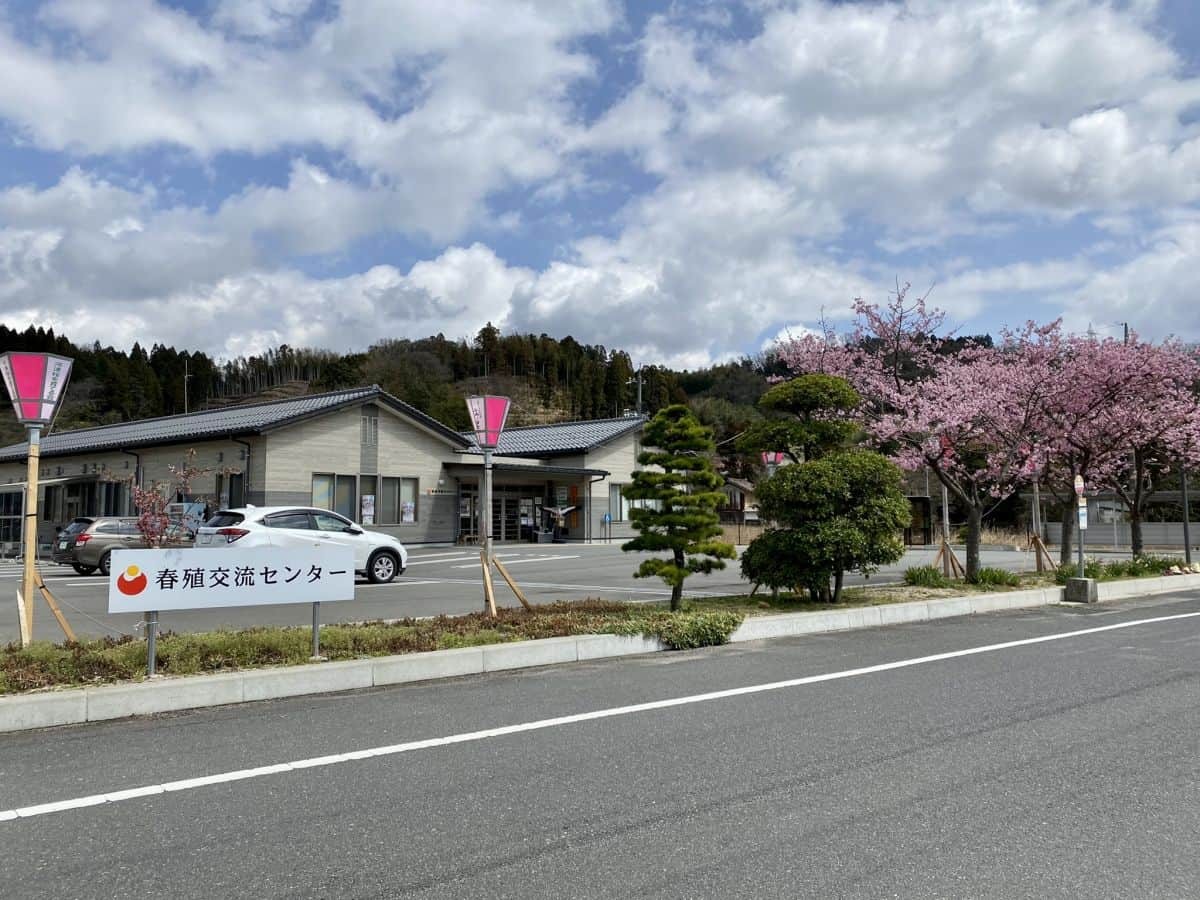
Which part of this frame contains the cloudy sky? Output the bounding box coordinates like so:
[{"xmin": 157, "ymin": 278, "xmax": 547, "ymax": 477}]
[{"xmin": 1, "ymin": 0, "xmax": 1198, "ymax": 369}]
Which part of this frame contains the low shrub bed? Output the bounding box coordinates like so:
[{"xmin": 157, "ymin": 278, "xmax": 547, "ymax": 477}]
[
  {"xmin": 0, "ymin": 601, "xmax": 745, "ymax": 695},
  {"xmin": 1054, "ymin": 554, "xmax": 1182, "ymax": 584}
]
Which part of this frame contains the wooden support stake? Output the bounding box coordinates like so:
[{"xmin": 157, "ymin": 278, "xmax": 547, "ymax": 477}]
[
  {"xmin": 1029, "ymin": 534, "xmax": 1056, "ymax": 574},
  {"xmin": 480, "ymin": 550, "xmax": 498, "ymax": 617},
  {"xmin": 935, "ymin": 537, "xmax": 966, "ymax": 579},
  {"xmin": 493, "ymin": 558, "xmax": 533, "ymax": 611},
  {"xmin": 15, "ymin": 589, "xmax": 28, "ymax": 645},
  {"xmin": 36, "ymin": 574, "xmax": 76, "ymax": 644}
]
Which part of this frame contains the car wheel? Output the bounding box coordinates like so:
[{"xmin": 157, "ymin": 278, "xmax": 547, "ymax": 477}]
[
  {"xmin": 367, "ymin": 550, "xmax": 399, "ymax": 584},
  {"xmin": 72, "ymin": 564, "xmax": 97, "ymax": 576},
  {"xmin": 98, "ymin": 551, "xmax": 112, "ymax": 578}
]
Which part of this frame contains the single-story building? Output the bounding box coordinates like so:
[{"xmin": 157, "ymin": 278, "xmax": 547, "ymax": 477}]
[
  {"xmin": 0, "ymin": 385, "xmax": 647, "ymax": 551},
  {"xmin": 719, "ymin": 477, "xmax": 760, "ymax": 524}
]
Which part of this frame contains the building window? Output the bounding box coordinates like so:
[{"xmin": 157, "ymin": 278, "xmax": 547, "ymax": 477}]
[
  {"xmin": 312, "ymin": 473, "xmax": 357, "ymax": 520},
  {"xmin": 43, "ymin": 485, "xmax": 62, "ymax": 522},
  {"xmin": 217, "ymin": 473, "xmax": 245, "ymax": 509},
  {"xmin": 0, "ymin": 492, "xmax": 22, "ymax": 543},
  {"xmin": 359, "ymin": 475, "xmax": 378, "ymax": 525},
  {"xmin": 312, "ymin": 474, "xmax": 333, "ymax": 510},
  {"xmin": 361, "ymin": 413, "xmax": 378, "ymax": 445},
  {"xmin": 609, "ymin": 483, "xmax": 627, "ymax": 521},
  {"xmin": 378, "ymin": 476, "xmax": 419, "ymax": 524},
  {"xmin": 612, "ymin": 483, "xmax": 661, "ymax": 521}
]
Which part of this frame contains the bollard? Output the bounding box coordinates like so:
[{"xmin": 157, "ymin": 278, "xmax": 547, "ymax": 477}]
[{"xmin": 310, "ymin": 601, "xmax": 322, "ymax": 660}]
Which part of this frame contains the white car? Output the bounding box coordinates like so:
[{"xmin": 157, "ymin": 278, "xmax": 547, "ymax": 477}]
[{"xmin": 195, "ymin": 506, "xmax": 408, "ymax": 583}]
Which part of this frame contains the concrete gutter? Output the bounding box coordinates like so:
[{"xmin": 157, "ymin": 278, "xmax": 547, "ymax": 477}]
[{"xmin": 4, "ymin": 574, "xmax": 1200, "ymax": 735}]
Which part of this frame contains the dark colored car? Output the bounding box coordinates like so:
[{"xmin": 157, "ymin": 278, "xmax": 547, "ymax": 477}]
[{"xmin": 52, "ymin": 517, "xmax": 194, "ymax": 576}]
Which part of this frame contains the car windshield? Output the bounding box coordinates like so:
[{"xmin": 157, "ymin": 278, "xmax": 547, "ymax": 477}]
[
  {"xmin": 60, "ymin": 519, "xmax": 92, "ymax": 536},
  {"xmin": 204, "ymin": 512, "xmax": 245, "ymax": 528}
]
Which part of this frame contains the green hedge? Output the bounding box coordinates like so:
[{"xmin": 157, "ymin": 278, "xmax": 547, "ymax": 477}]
[{"xmin": 0, "ymin": 601, "xmax": 746, "ymax": 694}]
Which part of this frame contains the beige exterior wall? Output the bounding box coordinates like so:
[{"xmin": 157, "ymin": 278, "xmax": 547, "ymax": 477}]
[
  {"xmin": 262, "ymin": 407, "xmax": 362, "ymax": 497},
  {"xmin": 0, "ymin": 436, "xmax": 264, "ymax": 546},
  {"xmin": 373, "ymin": 406, "xmax": 459, "ymax": 542},
  {"xmin": 582, "ymin": 429, "xmax": 643, "ymax": 540},
  {"xmin": 261, "ymin": 404, "xmax": 460, "ymax": 543},
  {"xmin": 0, "ymin": 405, "xmax": 642, "ymax": 550}
]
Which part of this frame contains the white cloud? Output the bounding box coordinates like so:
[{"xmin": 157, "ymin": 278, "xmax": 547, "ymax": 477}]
[
  {"xmin": 0, "ymin": 0, "xmax": 616, "ymax": 241},
  {"xmin": 1, "ymin": 1, "xmax": 1200, "ymax": 368},
  {"xmin": 1054, "ymin": 217, "xmax": 1200, "ymax": 341}
]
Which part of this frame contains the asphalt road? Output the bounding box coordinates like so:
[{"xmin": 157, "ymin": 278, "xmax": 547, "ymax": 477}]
[
  {"xmin": 0, "ymin": 543, "xmax": 1082, "ymax": 642},
  {"xmin": 3, "ymin": 589, "xmax": 1199, "ymax": 898}
]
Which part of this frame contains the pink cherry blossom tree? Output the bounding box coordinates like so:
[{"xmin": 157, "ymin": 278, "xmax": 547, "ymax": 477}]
[
  {"xmin": 1025, "ymin": 331, "xmax": 1200, "ymax": 561},
  {"xmin": 775, "ymin": 286, "xmax": 1047, "ymax": 580},
  {"xmin": 1086, "ymin": 338, "xmax": 1200, "ymax": 555}
]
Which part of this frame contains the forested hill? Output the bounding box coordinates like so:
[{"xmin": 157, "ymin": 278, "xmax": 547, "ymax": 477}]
[{"xmin": 1, "ymin": 322, "xmax": 753, "ymax": 444}]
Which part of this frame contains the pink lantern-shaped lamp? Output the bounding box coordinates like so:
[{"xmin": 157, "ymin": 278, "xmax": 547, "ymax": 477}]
[
  {"xmin": 0, "ymin": 352, "xmax": 73, "ymax": 646},
  {"xmin": 466, "ymin": 395, "xmax": 511, "ymax": 450},
  {"xmin": 465, "ymin": 396, "xmax": 511, "ymax": 613},
  {"xmin": 761, "ymin": 450, "xmax": 784, "ymax": 476}
]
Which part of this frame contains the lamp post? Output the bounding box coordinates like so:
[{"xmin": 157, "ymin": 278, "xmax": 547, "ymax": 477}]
[
  {"xmin": 761, "ymin": 451, "xmax": 783, "ymax": 477},
  {"xmin": 466, "ymin": 395, "xmax": 511, "ymax": 609},
  {"xmin": 0, "ymin": 352, "xmax": 73, "ymax": 646}
]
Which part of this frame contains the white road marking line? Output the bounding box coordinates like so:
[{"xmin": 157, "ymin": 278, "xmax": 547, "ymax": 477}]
[
  {"xmin": 406, "ymin": 551, "xmax": 489, "ymax": 561},
  {"xmin": 450, "ymin": 555, "xmax": 581, "ymax": 569},
  {"xmin": 493, "ymin": 555, "xmax": 582, "ymax": 566},
  {"xmin": 405, "ymin": 556, "xmax": 481, "ymax": 566},
  {"xmin": 5, "ymin": 608, "xmax": 1200, "ymax": 823},
  {"xmin": 355, "ymin": 580, "xmax": 439, "ymax": 589}
]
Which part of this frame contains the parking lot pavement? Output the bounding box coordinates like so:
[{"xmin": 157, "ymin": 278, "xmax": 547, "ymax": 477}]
[{"xmin": 0, "ymin": 543, "xmax": 1106, "ymax": 643}]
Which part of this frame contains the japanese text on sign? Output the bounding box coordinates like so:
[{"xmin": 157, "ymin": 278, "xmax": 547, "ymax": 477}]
[{"xmin": 107, "ymin": 546, "xmax": 355, "ymax": 613}]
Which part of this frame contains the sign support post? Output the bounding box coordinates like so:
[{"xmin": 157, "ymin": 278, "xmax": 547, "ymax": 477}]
[
  {"xmin": 1075, "ymin": 474, "xmax": 1087, "ymax": 578},
  {"xmin": 144, "ymin": 610, "xmax": 158, "ymax": 677},
  {"xmin": 311, "ymin": 601, "xmax": 322, "ymax": 660}
]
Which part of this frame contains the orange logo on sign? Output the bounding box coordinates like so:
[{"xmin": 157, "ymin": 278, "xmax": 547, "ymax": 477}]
[{"xmin": 116, "ymin": 564, "xmax": 148, "ymax": 596}]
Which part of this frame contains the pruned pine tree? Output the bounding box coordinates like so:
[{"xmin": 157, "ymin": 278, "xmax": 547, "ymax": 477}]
[{"xmin": 622, "ymin": 405, "xmax": 735, "ymax": 611}]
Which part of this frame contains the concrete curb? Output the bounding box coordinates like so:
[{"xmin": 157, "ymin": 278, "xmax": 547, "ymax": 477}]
[{"xmin": 4, "ymin": 573, "xmax": 1200, "ymax": 734}]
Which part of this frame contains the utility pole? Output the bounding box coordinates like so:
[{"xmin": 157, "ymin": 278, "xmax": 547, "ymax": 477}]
[
  {"xmin": 183, "ymin": 358, "xmax": 192, "ymax": 415},
  {"xmin": 626, "ymin": 369, "xmax": 644, "ymax": 415}
]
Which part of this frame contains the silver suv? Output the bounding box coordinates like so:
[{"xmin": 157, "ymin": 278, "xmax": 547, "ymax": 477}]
[{"xmin": 52, "ymin": 517, "xmax": 194, "ymax": 576}]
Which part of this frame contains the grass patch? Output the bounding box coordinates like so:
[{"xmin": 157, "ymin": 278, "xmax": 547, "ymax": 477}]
[
  {"xmin": 0, "ymin": 600, "xmax": 744, "ymax": 695},
  {"xmin": 969, "ymin": 566, "xmax": 1022, "ymax": 588},
  {"xmin": 904, "ymin": 565, "xmax": 950, "ymax": 588}
]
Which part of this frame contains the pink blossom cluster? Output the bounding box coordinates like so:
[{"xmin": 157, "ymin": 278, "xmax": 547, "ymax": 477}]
[{"xmin": 773, "ymin": 286, "xmax": 1200, "ymax": 527}]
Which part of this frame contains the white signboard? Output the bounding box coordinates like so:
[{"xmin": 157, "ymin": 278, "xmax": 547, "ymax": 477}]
[
  {"xmin": 108, "ymin": 546, "xmax": 355, "ymax": 613},
  {"xmin": 1077, "ymin": 503, "xmax": 1088, "ymax": 531}
]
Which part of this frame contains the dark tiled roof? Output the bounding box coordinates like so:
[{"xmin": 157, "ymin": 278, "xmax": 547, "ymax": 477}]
[
  {"xmin": 462, "ymin": 416, "xmax": 646, "ymax": 457},
  {"xmin": 0, "ymin": 385, "xmax": 470, "ymax": 462}
]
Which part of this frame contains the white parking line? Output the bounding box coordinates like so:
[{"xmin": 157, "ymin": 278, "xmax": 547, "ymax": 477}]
[
  {"xmin": 355, "ymin": 580, "xmax": 439, "ymax": 589},
  {"xmin": 451, "ymin": 555, "xmax": 580, "ymax": 569},
  {"xmin": 5, "ymin": 608, "xmax": 1199, "ymax": 823},
  {"xmin": 405, "ymin": 556, "xmax": 482, "ymax": 566}
]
